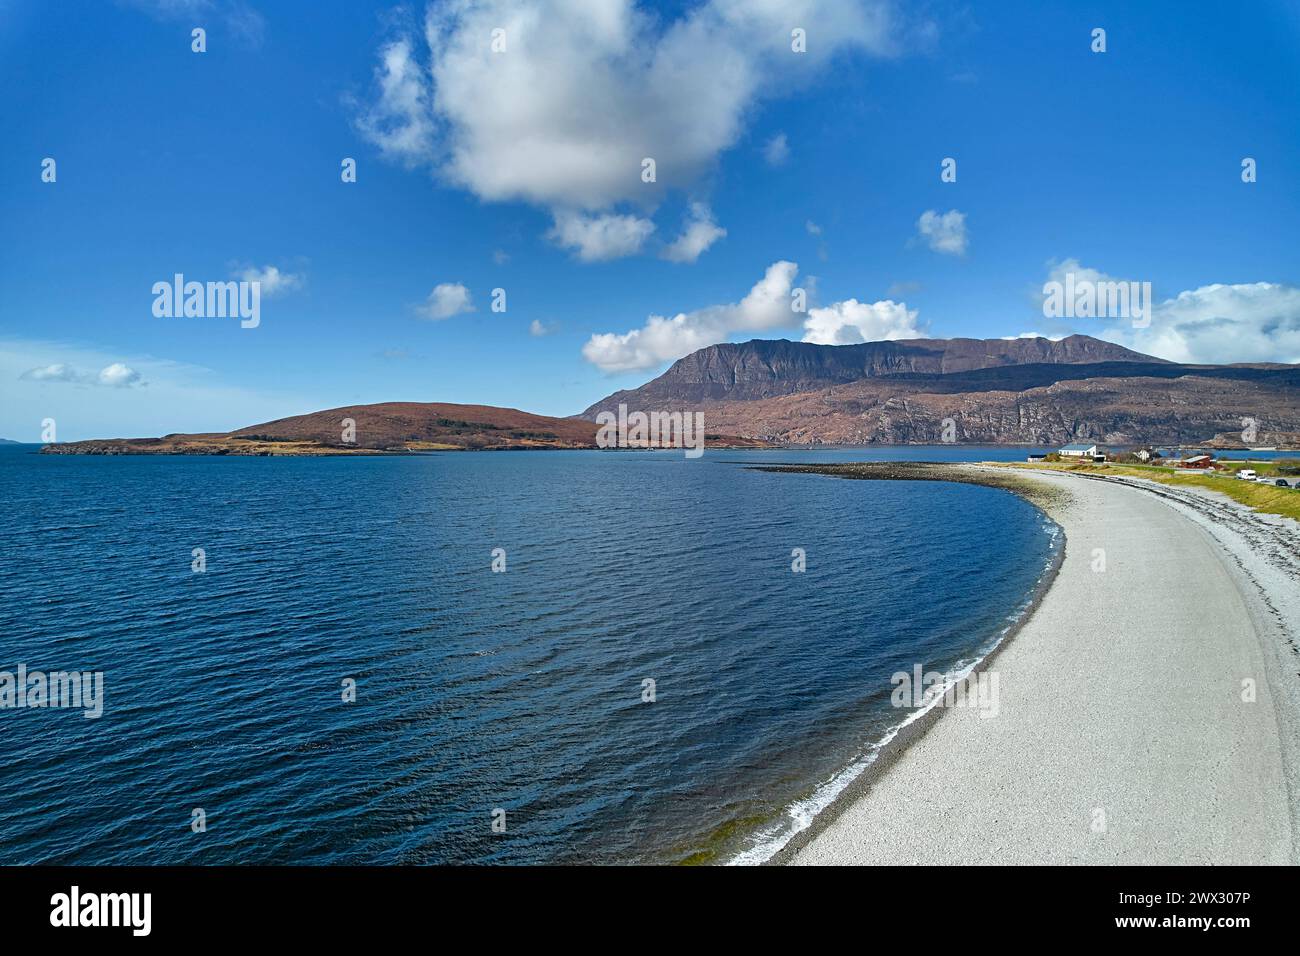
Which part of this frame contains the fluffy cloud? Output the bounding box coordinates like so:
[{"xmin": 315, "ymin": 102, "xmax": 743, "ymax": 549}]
[
  {"xmin": 21, "ymin": 363, "xmax": 80, "ymax": 383},
  {"xmin": 916, "ymin": 209, "xmax": 967, "ymax": 256},
  {"xmin": 763, "ymin": 132, "xmax": 790, "ymax": 166},
  {"xmin": 418, "ymin": 282, "xmax": 475, "ymax": 320},
  {"xmin": 356, "ymin": 38, "xmax": 438, "ymax": 168},
  {"xmin": 20, "ymin": 362, "xmax": 144, "ymax": 387},
  {"xmin": 1042, "ymin": 257, "xmax": 1119, "ymax": 293},
  {"xmin": 583, "ymin": 260, "xmax": 800, "ymax": 372},
  {"xmin": 357, "ymin": 0, "xmax": 897, "ymax": 259},
  {"xmin": 661, "ymin": 204, "xmax": 726, "ymax": 264},
  {"xmin": 548, "ymin": 211, "xmax": 655, "ymax": 262},
  {"xmin": 582, "ymin": 260, "xmax": 923, "ymax": 371},
  {"xmin": 236, "ymin": 265, "xmax": 304, "ymax": 297},
  {"xmin": 98, "ymin": 363, "xmax": 144, "ymax": 388},
  {"xmin": 801, "ymin": 299, "xmax": 922, "ymax": 345},
  {"xmin": 1101, "ymin": 282, "xmax": 1300, "ymax": 365},
  {"xmin": 1040, "ymin": 259, "xmax": 1300, "ymax": 364}
]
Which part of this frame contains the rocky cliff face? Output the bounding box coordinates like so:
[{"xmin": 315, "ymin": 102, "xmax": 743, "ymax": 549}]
[
  {"xmin": 580, "ymin": 336, "xmax": 1300, "ymax": 446},
  {"xmin": 581, "ymin": 335, "xmax": 1161, "ymax": 411}
]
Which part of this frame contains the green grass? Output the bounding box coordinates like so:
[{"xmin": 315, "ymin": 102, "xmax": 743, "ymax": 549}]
[{"xmin": 999, "ymin": 461, "xmax": 1300, "ymax": 522}]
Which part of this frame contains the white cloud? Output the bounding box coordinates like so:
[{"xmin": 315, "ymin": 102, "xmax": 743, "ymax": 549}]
[
  {"xmin": 801, "ymin": 299, "xmax": 922, "ymax": 345},
  {"xmin": 548, "ymin": 211, "xmax": 655, "ymax": 262},
  {"xmin": 1039, "ymin": 259, "xmax": 1300, "ymax": 364},
  {"xmin": 1043, "ymin": 257, "xmax": 1117, "ymax": 292},
  {"xmin": 492, "ymin": 249, "xmax": 510, "ymax": 265},
  {"xmin": 583, "ymin": 260, "xmax": 800, "ymax": 372},
  {"xmin": 529, "ymin": 319, "xmax": 557, "ymax": 337},
  {"xmin": 20, "ymin": 362, "xmax": 144, "ymax": 387},
  {"xmin": 661, "ymin": 203, "xmax": 726, "ymax": 263},
  {"xmin": 97, "ymin": 363, "xmax": 144, "ymax": 388},
  {"xmin": 582, "ymin": 259, "xmax": 924, "ymax": 372},
  {"xmin": 916, "ymin": 209, "xmax": 968, "ymax": 256},
  {"xmin": 418, "ymin": 282, "xmax": 475, "ymax": 320},
  {"xmin": 763, "ymin": 132, "xmax": 790, "ymax": 166},
  {"xmin": 356, "ymin": 37, "xmax": 438, "ymax": 167},
  {"xmin": 236, "ymin": 265, "xmax": 304, "ymax": 297},
  {"xmin": 1100, "ymin": 282, "xmax": 1300, "ymax": 365},
  {"xmin": 3, "ymin": 337, "xmax": 315, "ymax": 442},
  {"xmin": 805, "ymin": 220, "xmax": 822, "ymax": 236},
  {"xmin": 21, "ymin": 363, "xmax": 81, "ymax": 383},
  {"xmin": 357, "ymin": 0, "xmax": 897, "ymax": 258}
]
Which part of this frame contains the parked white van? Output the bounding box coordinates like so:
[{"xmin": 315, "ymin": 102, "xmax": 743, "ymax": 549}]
[{"xmin": 1236, "ymin": 469, "xmax": 1257, "ymax": 480}]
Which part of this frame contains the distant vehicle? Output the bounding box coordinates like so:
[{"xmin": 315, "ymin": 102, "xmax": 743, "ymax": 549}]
[
  {"xmin": 1273, "ymin": 478, "xmax": 1292, "ymax": 488},
  {"xmin": 1237, "ymin": 469, "xmax": 1257, "ymax": 480}
]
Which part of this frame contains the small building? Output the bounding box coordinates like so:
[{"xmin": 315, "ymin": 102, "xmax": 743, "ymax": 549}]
[
  {"xmin": 1058, "ymin": 443, "xmax": 1098, "ymax": 458},
  {"xmin": 1027, "ymin": 454, "xmax": 1047, "ymax": 463},
  {"xmin": 1134, "ymin": 448, "xmax": 1155, "ymax": 462},
  {"xmin": 1177, "ymin": 454, "xmax": 1215, "ymax": 469}
]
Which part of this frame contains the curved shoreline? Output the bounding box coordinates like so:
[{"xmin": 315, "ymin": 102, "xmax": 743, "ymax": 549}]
[
  {"xmin": 751, "ymin": 462, "xmax": 1297, "ymax": 866},
  {"xmin": 741, "ymin": 463, "xmax": 1070, "ymax": 865}
]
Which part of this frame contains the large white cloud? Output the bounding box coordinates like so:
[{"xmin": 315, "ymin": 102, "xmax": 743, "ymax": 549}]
[
  {"xmin": 801, "ymin": 299, "xmax": 922, "ymax": 345},
  {"xmin": 1101, "ymin": 282, "xmax": 1300, "ymax": 365},
  {"xmin": 582, "ymin": 260, "xmax": 922, "ymax": 372},
  {"xmin": 357, "ymin": 0, "xmax": 897, "ymax": 259},
  {"xmin": 583, "ymin": 260, "xmax": 800, "ymax": 372},
  {"xmin": 1039, "ymin": 259, "xmax": 1300, "ymax": 364}
]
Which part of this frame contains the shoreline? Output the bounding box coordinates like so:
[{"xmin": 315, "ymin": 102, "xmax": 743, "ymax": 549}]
[
  {"xmin": 753, "ymin": 463, "xmax": 1298, "ymax": 866},
  {"xmin": 736, "ymin": 463, "xmax": 1071, "ymax": 865}
]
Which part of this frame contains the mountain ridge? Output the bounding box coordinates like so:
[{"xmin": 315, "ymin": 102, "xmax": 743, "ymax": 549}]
[
  {"xmin": 580, "ymin": 335, "xmax": 1300, "ymax": 446},
  {"xmin": 39, "ymin": 401, "xmax": 769, "ymax": 455}
]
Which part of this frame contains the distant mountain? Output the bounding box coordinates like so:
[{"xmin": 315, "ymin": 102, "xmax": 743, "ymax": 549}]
[
  {"xmin": 580, "ymin": 335, "xmax": 1300, "ymax": 446},
  {"xmin": 40, "ymin": 402, "xmax": 769, "ymax": 455},
  {"xmin": 39, "ymin": 403, "xmax": 601, "ymax": 455},
  {"xmin": 581, "ymin": 335, "xmax": 1161, "ymax": 411},
  {"xmin": 0, "ymin": 438, "xmax": 23, "ymax": 445}
]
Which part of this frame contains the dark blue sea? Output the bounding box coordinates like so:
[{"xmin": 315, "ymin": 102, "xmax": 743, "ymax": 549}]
[{"xmin": 0, "ymin": 445, "xmax": 1059, "ymax": 864}]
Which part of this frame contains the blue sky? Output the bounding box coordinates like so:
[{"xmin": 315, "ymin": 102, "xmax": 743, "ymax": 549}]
[{"xmin": 3, "ymin": 0, "xmax": 1299, "ymax": 440}]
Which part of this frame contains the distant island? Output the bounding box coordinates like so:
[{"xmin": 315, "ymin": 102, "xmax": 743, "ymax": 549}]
[
  {"xmin": 0, "ymin": 438, "xmax": 22, "ymax": 445},
  {"xmin": 39, "ymin": 402, "xmax": 770, "ymax": 455}
]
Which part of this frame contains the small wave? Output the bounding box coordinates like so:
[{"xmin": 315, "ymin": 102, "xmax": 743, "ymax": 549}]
[{"xmin": 725, "ymin": 517, "xmax": 1062, "ymax": 866}]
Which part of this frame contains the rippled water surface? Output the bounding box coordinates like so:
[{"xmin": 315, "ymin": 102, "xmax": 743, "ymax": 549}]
[{"xmin": 0, "ymin": 446, "xmax": 1057, "ymax": 864}]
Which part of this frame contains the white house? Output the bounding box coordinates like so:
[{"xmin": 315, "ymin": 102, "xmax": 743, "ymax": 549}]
[{"xmin": 1058, "ymin": 443, "xmax": 1098, "ymax": 457}]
